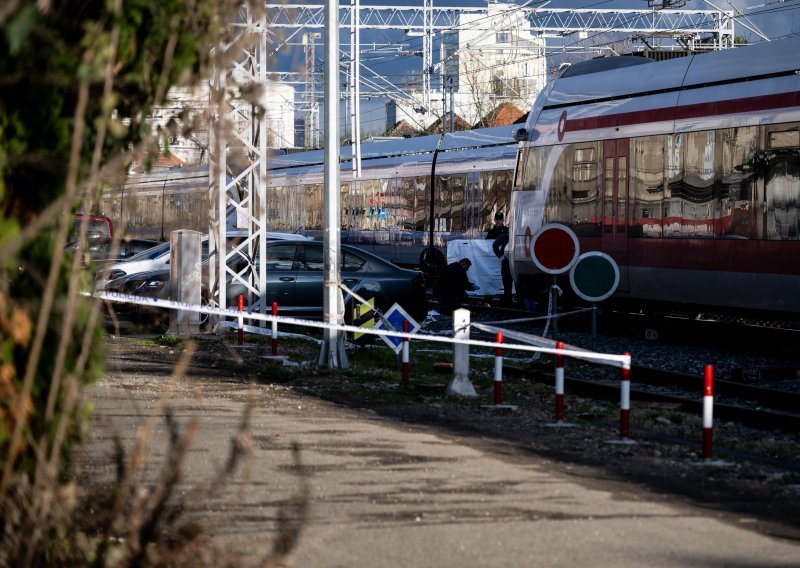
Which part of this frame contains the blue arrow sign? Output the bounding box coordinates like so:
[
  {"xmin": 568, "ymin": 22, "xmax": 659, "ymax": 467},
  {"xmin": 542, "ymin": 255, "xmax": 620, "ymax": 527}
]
[{"xmin": 374, "ymin": 303, "xmax": 420, "ymax": 353}]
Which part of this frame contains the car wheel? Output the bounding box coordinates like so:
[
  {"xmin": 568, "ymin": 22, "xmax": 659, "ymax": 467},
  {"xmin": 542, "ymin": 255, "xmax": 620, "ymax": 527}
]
[{"xmin": 420, "ymin": 247, "xmax": 446, "ymax": 287}]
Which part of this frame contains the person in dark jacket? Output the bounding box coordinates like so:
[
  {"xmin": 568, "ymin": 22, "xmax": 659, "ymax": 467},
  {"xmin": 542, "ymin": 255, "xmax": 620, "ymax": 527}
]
[
  {"xmin": 486, "ymin": 212, "xmax": 513, "ymax": 305},
  {"xmin": 492, "ymin": 231, "xmax": 513, "ymax": 305},
  {"xmin": 433, "ymin": 258, "xmax": 477, "ymax": 314},
  {"xmin": 485, "ymin": 212, "xmax": 507, "ymax": 240}
]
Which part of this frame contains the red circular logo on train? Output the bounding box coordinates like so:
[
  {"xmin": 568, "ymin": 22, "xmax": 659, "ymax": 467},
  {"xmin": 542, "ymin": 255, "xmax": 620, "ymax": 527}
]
[
  {"xmin": 531, "ymin": 223, "xmax": 580, "ymax": 275},
  {"xmin": 557, "ymin": 110, "xmax": 568, "ymax": 142}
]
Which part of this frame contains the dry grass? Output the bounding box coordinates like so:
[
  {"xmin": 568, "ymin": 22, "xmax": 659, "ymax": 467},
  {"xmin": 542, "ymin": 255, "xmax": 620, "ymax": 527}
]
[{"xmin": 1, "ymin": 339, "xmax": 310, "ymax": 567}]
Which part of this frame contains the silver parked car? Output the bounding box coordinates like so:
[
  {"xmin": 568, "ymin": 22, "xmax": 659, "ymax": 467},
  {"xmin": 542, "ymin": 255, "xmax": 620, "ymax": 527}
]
[
  {"xmin": 103, "ymin": 240, "xmax": 428, "ymax": 327},
  {"xmin": 96, "ymin": 231, "xmax": 310, "ymax": 289}
]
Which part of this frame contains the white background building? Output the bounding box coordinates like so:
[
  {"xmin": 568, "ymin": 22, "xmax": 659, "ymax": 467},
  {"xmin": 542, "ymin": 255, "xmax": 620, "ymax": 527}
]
[
  {"xmin": 395, "ymin": 2, "xmax": 547, "ymax": 129},
  {"xmin": 149, "ymin": 80, "xmax": 296, "ymax": 166}
]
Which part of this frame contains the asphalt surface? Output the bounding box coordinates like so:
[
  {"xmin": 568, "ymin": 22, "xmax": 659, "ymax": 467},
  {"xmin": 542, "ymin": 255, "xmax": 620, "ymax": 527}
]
[{"xmin": 80, "ymin": 337, "xmax": 800, "ymax": 567}]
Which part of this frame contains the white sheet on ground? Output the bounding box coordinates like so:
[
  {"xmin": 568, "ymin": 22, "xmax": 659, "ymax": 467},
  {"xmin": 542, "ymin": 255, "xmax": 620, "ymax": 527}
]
[{"xmin": 446, "ymin": 239, "xmax": 513, "ymax": 297}]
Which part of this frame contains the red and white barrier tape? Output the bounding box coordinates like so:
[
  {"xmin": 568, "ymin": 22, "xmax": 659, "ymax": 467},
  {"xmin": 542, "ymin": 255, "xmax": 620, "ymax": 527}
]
[{"xmin": 94, "ymin": 291, "xmax": 631, "ymax": 366}]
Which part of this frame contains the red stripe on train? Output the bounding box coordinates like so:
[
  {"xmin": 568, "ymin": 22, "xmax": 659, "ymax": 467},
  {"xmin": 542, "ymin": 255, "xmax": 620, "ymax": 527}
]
[
  {"xmin": 577, "ymin": 237, "xmax": 800, "ymax": 276},
  {"xmin": 565, "ymin": 92, "xmax": 800, "ymax": 133}
]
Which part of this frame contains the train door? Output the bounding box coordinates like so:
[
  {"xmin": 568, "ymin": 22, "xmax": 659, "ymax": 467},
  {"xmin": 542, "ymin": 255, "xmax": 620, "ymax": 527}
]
[{"xmin": 602, "ymin": 139, "xmax": 630, "ymax": 291}]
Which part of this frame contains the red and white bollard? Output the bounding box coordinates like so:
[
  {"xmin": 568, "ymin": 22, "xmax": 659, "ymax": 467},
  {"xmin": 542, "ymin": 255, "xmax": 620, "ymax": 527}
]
[
  {"xmin": 703, "ymin": 365, "xmax": 714, "ymax": 460},
  {"xmin": 237, "ymin": 294, "xmax": 244, "ymax": 346},
  {"xmin": 494, "ymin": 331, "xmax": 504, "ymax": 405},
  {"xmin": 271, "ymin": 302, "xmax": 279, "ymax": 356},
  {"xmin": 555, "ymin": 341, "xmax": 565, "ymax": 422},
  {"xmin": 401, "ymin": 319, "xmax": 410, "ymax": 385},
  {"xmin": 620, "ymin": 352, "xmax": 631, "ymax": 439}
]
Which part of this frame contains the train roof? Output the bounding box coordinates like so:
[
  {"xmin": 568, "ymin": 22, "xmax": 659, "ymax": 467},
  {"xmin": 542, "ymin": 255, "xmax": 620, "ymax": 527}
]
[
  {"xmin": 543, "ymin": 37, "xmax": 800, "ymax": 108},
  {"xmin": 522, "ymin": 36, "xmax": 800, "ymax": 145},
  {"xmin": 266, "ymin": 124, "xmax": 521, "ymax": 171}
]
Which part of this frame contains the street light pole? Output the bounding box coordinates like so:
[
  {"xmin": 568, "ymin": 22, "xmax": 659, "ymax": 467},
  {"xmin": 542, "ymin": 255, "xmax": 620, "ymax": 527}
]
[{"xmin": 318, "ymin": 0, "xmax": 348, "ymax": 369}]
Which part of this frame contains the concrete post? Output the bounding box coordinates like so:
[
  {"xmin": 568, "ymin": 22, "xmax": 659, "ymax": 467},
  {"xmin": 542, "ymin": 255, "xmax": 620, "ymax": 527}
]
[
  {"xmin": 446, "ymin": 308, "xmax": 476, "ymax": 397},
  {"xmin": 169, "ymin": 230, "xmax": 202, "ymax": 335}
]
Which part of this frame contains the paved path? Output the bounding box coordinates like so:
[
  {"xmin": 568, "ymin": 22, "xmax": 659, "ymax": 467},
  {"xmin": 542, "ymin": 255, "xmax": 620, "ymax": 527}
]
[{"xmin": 83, "ymin": 359, "xmax": 800, "ymax": 567}]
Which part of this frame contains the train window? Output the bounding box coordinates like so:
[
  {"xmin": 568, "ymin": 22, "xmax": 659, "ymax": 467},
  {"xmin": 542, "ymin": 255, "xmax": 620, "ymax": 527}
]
[
  {"xmin": 543, "ymin": 145, "xmax": 573, "ymax": 227},
  {"xmin": 340, "ymin": 182, "xmax": 352, "ymax": 229},
  {"xmin": 617, "ymin": 156, "xmax": 628, "ymax": 233},
  {"xmin": 571, "ymin": 143, "xmax": 600, "ymax": 236},
  {"xmin": 387, "ymin": 177, "xmax": 401, "ymax": 230},
  {"xmin": 521, "ymin": 146, "xmax": 550, "ymax": 192},
  {"xmin": 512, "ymin": 148, "xmax": 524, "ymax": 190},
  {"xmin": 414, "ymin": 176, "xmax": 428, "ymax": 232},
  {"xmin": 768, "ymin": 129, "xmax": 800, "ymax": 149},
  {"xmin": 436, "ymin": 176, "xmax": 452, "ymax": 232},
  {"xmin": 631, "ymin": 136, "xmax": 665, "ymax": 238},
  {"xmin": 603, "ymin": 157, "xmax": 614, "ymax": 234},
  {"xmin": 402, "ymin": 178, "xmax": 417, "ymax": 231},
  {"xmin": 669, "ymin": 131, "xmax": 716, "ymax": 239},
  {"xmin": 481, "ymin": 170, "xmax": 512, "ymax": 231},
  {"xmin": 448, "ymin": 174, "xmax": 467, "ymax": 232},
  {"xmin": 766, "ymin": 151, "xmax": 800, "ymax": 240},
  {"xmin": 721, "ymin": 127, "xmax": 757, "ymax": 239},
  {"xmin": 304, "ymin": 184, "xmax": 323, "ymax": 230}
]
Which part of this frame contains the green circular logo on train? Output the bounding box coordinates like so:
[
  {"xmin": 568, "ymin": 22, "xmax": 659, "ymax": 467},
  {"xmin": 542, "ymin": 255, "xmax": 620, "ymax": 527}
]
[{"xmin": 569, "ymin": 252, "xmax": 620, "ymax": 303}]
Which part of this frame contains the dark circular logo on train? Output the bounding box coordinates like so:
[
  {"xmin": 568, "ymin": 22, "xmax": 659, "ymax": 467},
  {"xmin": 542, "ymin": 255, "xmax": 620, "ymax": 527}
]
[
  {"xmin": 523, "ymin": 226, "xmax": 533, "ymax": 258},
  {"xmin": 557, "ymin": 110, "xmax": 568, "ymax": 142}
]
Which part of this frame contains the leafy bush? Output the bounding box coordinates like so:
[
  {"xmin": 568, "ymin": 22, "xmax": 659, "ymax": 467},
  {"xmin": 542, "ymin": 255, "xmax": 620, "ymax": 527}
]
[{"xmin": 0, "ymin": 1, "xmax": 294, "ymax": 564}]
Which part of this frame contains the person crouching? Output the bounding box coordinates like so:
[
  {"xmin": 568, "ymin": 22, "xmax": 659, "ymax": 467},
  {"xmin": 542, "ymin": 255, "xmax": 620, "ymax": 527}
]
[{"xmin": 433, "ymin": 258, "xmax": 478, "ymax": 314}]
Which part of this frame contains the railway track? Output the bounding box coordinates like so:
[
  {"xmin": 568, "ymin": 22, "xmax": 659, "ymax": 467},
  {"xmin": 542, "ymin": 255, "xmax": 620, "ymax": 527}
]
[{"xmin": 515, "ymin": 362, "xmax": 800, "ymax": 433}]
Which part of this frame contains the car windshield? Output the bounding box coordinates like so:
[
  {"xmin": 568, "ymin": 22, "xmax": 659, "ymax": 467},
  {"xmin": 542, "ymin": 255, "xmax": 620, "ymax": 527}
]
[{"xmin": 123, "ymin": 241, "xmax": 169, "ymax": 262}]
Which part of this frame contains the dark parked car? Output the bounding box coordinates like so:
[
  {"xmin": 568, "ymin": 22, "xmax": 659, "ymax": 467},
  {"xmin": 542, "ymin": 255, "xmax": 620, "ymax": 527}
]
[
  {"xmin": 67, "ymin": 237, "xmax": 161, "ymax": 268},
  {"xmin": 103, "ymin": 240, "xmax": 428, "ymax": 327}
]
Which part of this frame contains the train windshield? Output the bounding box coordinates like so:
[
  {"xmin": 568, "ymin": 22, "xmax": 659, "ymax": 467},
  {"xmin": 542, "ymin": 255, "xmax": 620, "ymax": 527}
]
[{"xmin": 520, "ymin": 146, "xmax": 556, "ymax": 192}]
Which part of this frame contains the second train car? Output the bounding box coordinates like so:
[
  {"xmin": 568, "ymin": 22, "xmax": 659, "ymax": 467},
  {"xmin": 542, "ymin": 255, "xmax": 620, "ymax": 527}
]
[{"xmin": 264, "ymin": 126, "xmax": 520, "ymax": 270}]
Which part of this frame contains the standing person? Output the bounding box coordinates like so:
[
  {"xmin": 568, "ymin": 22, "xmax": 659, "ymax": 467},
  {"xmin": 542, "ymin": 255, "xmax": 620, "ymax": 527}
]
[
  {"xmin": 486, "ymin": 212, "xmax": 513, "ymax": 305},
  {"xmin": 492, "ymin": 231, "xmax": 513, "ymax": 306},
  {"xmin": 433, "ymin": 258, "xmax": 478, "ymax": 314},
  {"xmin": 485, "ymin": 212, "xmax": 507, "ymax": 240}
]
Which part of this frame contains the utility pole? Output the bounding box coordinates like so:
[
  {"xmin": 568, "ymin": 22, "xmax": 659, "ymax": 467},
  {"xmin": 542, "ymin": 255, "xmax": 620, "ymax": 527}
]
[{"xmin": 318, "ymin": 0, "xmax": 348, "ymax": 369}]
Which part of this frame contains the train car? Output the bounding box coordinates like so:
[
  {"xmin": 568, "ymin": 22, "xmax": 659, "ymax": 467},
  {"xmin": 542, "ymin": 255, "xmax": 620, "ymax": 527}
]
[
  {"xmin": 510, "ymin": 37, "xmax": 800, "ymax": 318},
  {"xmin": 264, "ymin": 126, "xmax": 520, "ymax": 269},
  {"xmin": 99, "ymin": 165, "xmax": 211, "ymax": 241},
  {"xmin": 99, "ymin": 127, "xmax": 521, "ymax": 274}
]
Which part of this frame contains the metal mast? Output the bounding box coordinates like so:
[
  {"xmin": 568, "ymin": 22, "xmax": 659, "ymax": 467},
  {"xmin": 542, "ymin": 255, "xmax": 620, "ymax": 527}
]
[
  {"xmin": 349, "ymin": 0, "xmax": 362, "ymax": 177},
  {"xmin": 208, "ymin": 5, "xmax": 269, "ymax": 320},
  {"xmin": 422, "ymin": 0, "xmax": 433, "ymax": 113},
  {"xmin": 304, "ymin": 32, "xmax": 320, "ymax": 149}
]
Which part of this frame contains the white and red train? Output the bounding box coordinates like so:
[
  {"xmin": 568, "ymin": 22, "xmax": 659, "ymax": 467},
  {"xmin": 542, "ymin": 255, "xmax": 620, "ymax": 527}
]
[
  {"xmin": 510, "ymin": 37, "xmax": 800, "ymax": 317},
  {"xmin": 103, "ymin": 38, "xmax": 800, "ymax": 318}
]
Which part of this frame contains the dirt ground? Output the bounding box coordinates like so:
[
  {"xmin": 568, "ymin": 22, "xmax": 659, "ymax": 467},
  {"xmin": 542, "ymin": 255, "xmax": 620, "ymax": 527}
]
[{"xmin": 82, "ymin": 331, "xmax": 800, "ymax": 564}]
